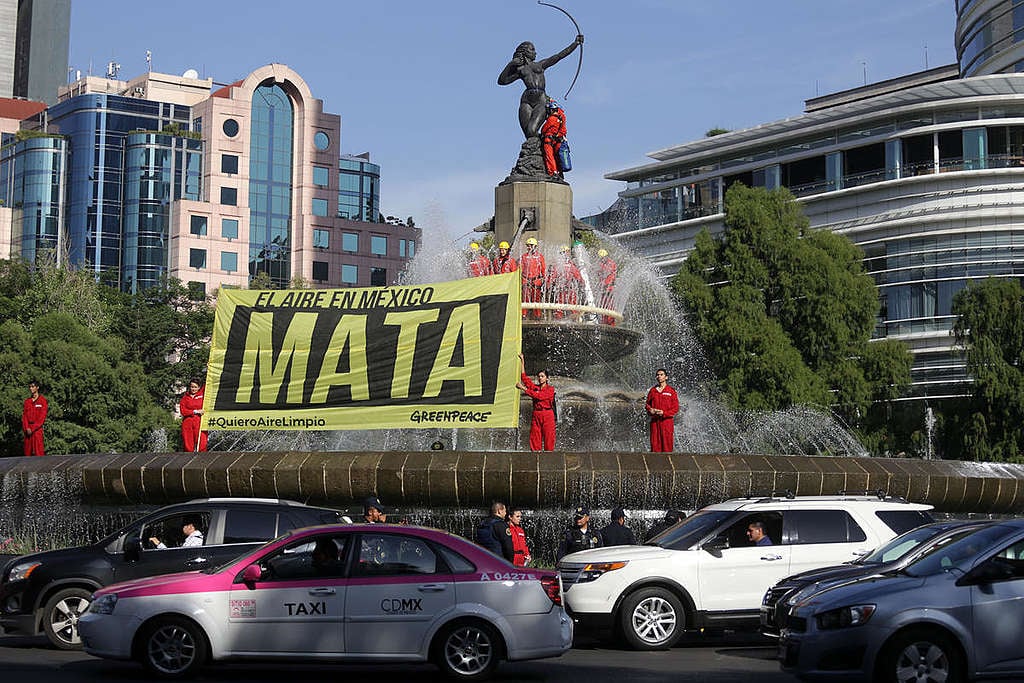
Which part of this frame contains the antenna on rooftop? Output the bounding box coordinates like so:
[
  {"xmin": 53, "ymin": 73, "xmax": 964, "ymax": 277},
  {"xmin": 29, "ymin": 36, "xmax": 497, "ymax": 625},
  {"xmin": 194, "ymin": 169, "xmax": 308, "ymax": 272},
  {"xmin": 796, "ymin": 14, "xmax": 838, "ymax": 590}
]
[
  {"xmin": 106, "ymin": 61, "xmax": 121, "ymax": 80},
  {"xmin": 924, "ymin": 43, "xmax": 929, "ymax": 69},
  {"xmin": 861, "ymin": 61, "xmax": 867, "ymax": 86},
  {"xmin": 146, "ymin": 50, "xmax": 152, "ymax": 72}
]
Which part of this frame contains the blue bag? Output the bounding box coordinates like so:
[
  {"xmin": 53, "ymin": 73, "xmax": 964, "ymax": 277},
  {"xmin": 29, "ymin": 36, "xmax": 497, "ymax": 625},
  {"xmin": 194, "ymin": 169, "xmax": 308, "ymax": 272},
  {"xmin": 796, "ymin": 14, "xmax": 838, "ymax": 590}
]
[{"xmin": 557, "ymin": 139, "xmax": 572, "ymax": 173}]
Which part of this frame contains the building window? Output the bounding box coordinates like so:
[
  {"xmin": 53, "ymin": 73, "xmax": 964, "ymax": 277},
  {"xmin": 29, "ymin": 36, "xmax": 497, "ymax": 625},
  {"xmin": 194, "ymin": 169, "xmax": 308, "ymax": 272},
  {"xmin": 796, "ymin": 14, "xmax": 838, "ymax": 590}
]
[
  {"xmin": 408, "ymin": 241, "xmax": 415, "ymax": 257},
  {"xmin": 313, "ymin": 166, "xmax": 329, "ymax": 187},
  {"xmin": 371, "ymin": 235, "xmax": 387, "ymax": 256},
  {"xmin": 314, "ymin": 131, "xmax": 330, "ymax": 150},
  {"xmin": 221, "ymin": 251, "xmax": 238, "ymax": 272},
  {"xmin": 221, "ymin": 187, "xmax": 238, "ymax": 205},
  {"xmin": 312, "ymin": 198, "xmax": 328, "ymax": 216},
  {"xmin": 370, "ymin": 267, "xmax": 387, "ymax": 286},
  {"xmin": 313, "ymin": 260, "xmax": 328, "ymax": 282},
  {"xmin": 188, "ymin": 281, "xmax": 206, "ymax": 300},
  {"xmin": 341, "ymin": 264, "xmax": 357, "ymax": 284},
  {"xmin": 222, "ymin": 218, "xmax": 239, "ymax": 239},
  {"xmin": 399, "ymin": 239, "xmax": 406, "ymax": 257},
  {"xmin": 192, "ymin": 117, "xmax": 202, "ymax": 133},
  {"xmin": 189, "ymin": 248, "xmax": 207, "ymax": 269},
  {"xmin": 313, "ymin": 228, "xmax": 329, "ymax": 249},
  {"xmin": 190, "ymin": 215, "xmax": 207, "ymax": 236},
  {"xmin": 221, "ymin": 154, "xmax": 239, "ymax": 174},
  {"xmin": 342, "ymin": 232, "xmax": 358, "ymax": 252},
  {"xmin": 223, "ymin": 118, "xmax": 239, "ymax": 137}
]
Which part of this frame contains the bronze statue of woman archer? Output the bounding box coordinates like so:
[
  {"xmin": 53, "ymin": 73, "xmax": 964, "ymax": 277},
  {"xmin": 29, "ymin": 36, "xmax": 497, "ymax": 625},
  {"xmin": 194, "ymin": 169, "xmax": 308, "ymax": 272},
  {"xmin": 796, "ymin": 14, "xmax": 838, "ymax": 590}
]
[{"xmin": 498, "ymin": 34, "xmax": 583, "ymax": 140}]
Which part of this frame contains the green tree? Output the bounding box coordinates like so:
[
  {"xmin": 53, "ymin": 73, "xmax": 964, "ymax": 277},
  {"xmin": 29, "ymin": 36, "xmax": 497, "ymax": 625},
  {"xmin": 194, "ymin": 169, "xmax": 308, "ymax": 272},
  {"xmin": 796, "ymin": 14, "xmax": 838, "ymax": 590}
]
[
  {"xmin": 671, "ymin": 184, "xmax": 912, "ymax": 448},
  {"xmin": 948, "ymin": 278, "xmax": 1024, "ymax": 461}
]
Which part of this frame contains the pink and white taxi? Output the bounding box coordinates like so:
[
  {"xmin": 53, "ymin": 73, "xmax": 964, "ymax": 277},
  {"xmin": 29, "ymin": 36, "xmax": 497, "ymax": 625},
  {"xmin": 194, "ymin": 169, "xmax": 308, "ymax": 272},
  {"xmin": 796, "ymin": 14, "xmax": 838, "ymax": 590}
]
[{"xmin": 78, "ymin": 524, "xmax": 571, "ymax": 680}]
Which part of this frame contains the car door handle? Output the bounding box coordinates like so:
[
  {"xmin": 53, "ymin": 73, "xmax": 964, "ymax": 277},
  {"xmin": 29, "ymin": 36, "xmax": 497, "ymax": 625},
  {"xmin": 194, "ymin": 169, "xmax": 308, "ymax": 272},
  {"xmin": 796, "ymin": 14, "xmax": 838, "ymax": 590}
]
[
  {"xmin": 308, "ymin": 588, "xmax": 336, "ymax": 596},
  {"xmin": 418, "ymin": 584, "xmax": 448, "ymax": 592},
  {"xmin": 760, "ymin": 554, "xmax": 783, "ymax": 561},
  {"xmin": 185, "ymin": 557, "xmax": 208, "ymax": 566}
]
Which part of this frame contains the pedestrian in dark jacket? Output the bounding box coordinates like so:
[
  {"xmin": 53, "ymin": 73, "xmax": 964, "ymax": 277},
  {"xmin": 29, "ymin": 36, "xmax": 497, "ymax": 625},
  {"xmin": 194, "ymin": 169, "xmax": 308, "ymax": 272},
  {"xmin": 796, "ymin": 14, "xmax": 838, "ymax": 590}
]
[
  {"xmin": 645, "ymin": 509, "xmax": 686, "ymax": 542},
  {"xmin": 557, "ymin": 506, "xmax": 603, "ymax": 561},
  {"xmin": 600, "ymin": 507, "xmax": 637, "ymax": 546},
  {"xmin": 476, "ymin": 501, "xmax": 515, "ymax": 562}
]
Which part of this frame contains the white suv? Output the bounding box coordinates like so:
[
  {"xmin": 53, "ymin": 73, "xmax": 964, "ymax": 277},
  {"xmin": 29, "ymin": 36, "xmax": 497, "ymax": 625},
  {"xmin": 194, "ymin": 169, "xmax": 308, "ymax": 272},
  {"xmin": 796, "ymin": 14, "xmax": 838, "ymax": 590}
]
[{"xmin": 556, "ymin": 493, "xmax": 933, "ymax": 650}]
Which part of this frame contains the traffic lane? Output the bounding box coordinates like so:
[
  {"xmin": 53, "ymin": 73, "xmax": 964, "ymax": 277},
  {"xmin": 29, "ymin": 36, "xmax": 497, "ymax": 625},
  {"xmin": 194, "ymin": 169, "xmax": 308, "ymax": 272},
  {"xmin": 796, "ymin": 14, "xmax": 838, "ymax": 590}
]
[{"xmin": 0, "ymin": 633, "xmax": 796, "ymax": 683}]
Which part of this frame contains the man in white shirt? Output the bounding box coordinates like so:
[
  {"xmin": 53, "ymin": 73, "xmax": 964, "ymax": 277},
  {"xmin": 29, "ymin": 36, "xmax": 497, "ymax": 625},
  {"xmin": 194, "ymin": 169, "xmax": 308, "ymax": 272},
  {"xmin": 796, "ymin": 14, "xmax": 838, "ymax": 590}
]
[{"xmin": 150, "ymin": 517, "xmax": 204, "ymax": 549}]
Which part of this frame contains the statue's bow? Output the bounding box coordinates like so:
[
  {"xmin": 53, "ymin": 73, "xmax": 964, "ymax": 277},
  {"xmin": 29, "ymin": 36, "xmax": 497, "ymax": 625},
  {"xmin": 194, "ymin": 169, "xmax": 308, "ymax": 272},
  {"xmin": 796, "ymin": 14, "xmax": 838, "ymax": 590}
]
[{"xmin": 538, "ymin": 1, "xmax": 582, "ymax": 99}]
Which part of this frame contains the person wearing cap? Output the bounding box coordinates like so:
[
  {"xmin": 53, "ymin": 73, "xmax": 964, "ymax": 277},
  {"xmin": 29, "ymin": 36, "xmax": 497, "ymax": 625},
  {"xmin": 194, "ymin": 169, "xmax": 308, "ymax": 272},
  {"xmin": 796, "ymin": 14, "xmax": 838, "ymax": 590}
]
[
  {"xmin": 362, "ymin": 496, "xmax": 388, "ymax": 523},
  {"xmin": 556, "ymin": 506, "xmax": 603, "ymax": 561},
  {"xmin": 546, "ymin": 245, "xmax": 582, "ymax": 319},
  {"xmin": 600, "ymin": 507, "xmax": 637, "ymax": 547},
  {"xmin": 540, "ymin": 97, "xmax": 567, "ymax": 179},
  {"xmin": 493, "ymin": 241, "xmax": 518, "ymax": 274},
  {"xmin": 520, "ymin": 237, "xmax": 546, "ymax": 319},
  {"xmin": 597, "ymin": 248, "xmax": 618, "ymax": 325},
  {"xmin": 467, "ymin": 242, "xmax": 492, "ymax": 277},
  {"xmin": 21, "ymin": 380, "xmax": 48, "ymax": 456},
  {"xmin": 644, "ymin": 509, "xmax": 686, "ymax": 542},
  {"xmin": 516, "ymin": 353, "xmax": 556, "ymax": 451},
  {"xmin": 508, "ymin": 507, "xmax": 532, "ymax": 566},
  {"xmin": 476, "ymin": 501, "xmax": 515, "ymax": 562},
  {"xmin": 646, "ymin": 368, "xmax": 680, "ymax": 452}
]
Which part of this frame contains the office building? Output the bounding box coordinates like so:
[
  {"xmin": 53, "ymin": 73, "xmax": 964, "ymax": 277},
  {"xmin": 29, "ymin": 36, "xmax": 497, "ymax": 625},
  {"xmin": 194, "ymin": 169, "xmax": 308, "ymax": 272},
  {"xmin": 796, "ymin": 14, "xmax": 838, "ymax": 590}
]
[
  {"xmin": 0, "ymin": 63, "xmax": 420, "ymax": 295},
  {"xmin": 590, "ymin": 2, "xmax": 1024, "ymax": 400},
  {"xmin": 0, "ymin": 0, "xmax": 71, "ymax": 105}
]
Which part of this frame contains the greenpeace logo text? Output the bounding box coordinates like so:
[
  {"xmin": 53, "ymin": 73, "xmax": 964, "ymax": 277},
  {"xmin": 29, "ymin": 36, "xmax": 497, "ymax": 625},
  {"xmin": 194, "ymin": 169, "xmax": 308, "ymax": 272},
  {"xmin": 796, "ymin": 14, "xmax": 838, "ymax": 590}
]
[{"xmin": 410, "ymin": 410, "xmax": 493, "ymax": 424}]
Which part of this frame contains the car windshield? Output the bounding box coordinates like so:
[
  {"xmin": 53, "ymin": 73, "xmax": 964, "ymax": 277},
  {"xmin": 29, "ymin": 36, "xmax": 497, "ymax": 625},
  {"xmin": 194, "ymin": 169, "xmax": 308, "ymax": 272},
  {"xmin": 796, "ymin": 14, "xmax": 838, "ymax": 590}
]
[
  {"xmin": 858, "ymin": 525, "xmax": 949, "ymax": 565},
  {"xmin": 902, "ymin": 524, "xmax": 1015, "ymax": 577},
  {"xmin": 649, "ymin": 510, "xmax": 734, "ymax": 550}
]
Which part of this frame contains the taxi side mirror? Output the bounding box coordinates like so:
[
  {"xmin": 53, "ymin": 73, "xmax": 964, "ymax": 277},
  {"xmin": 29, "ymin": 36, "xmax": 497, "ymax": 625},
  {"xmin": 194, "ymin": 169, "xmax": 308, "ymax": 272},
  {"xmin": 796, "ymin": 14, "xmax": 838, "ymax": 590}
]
[{"xmin": 241, "ymin": 564, "xmax": 262, "ymax": 584}]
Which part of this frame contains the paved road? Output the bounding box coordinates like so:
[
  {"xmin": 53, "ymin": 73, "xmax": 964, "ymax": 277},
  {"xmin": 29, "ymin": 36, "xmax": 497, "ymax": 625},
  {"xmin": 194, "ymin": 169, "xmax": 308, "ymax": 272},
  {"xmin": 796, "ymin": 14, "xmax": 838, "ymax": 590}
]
[{"xmin": 1, "ymin": 633, "xmax": 798, "ymax": 683}]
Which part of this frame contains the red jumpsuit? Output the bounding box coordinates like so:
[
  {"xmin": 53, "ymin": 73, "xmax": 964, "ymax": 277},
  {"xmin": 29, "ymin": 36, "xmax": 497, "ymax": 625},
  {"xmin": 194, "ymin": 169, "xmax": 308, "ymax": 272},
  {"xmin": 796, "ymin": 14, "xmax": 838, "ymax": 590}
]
[
  {"xmin": 521, "ymin": 372, "xmax": 556, "ymax": 451},
  {"xmin": 493, "ymin": 253, "xmax": 518, "ymax": 274},
  {"xmin": 598, "ymin": 256, "xmax": 618, "ymax": 325},
  {"xmin": 22, "ymin": 394, "xmax": 48, "ymax": 456},
  {"xmin": 510, "ymin": 522, "xmax": 530, "ymax": 566},
  {"xmin": 468, "ymin": 254, "xmax": 492, "ymax": 277},
  {"xmin": 547, "ymin": 258, "xmax": 583, "ymax": 318},
  {"xmin": 646, "ymin": 384, "xmax": 680, "ymax": 452},
  {"xmin": 180, "ymin": 387, "xmax": 209, "ymax": 453},
  {"xmin": 541, "ymin": 107, "xmax": 566, "ymax": 177},
  {"xmin": 520, "ymin": 249, "xmax": 547, "ymax": 319}
]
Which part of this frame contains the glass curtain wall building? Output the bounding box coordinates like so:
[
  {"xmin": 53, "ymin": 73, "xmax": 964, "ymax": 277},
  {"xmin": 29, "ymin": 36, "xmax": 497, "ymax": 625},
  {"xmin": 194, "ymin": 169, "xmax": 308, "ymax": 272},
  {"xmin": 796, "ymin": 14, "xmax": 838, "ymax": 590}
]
[
  {"xmin": 595, "ymin": 64, "xmax": 1024, "ymax": 400},
  {"xmin": 0, "ymin": 133, "xmax": 65, "ymax": 262},
  {"xmin": 248, "ymin": 83, "xmax": 294, "ymax": 287}
]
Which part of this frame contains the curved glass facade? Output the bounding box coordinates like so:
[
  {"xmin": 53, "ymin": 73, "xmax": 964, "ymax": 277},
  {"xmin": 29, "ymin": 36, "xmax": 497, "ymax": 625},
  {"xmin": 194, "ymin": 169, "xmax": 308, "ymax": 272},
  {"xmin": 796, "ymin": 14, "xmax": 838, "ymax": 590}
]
[
  {"xmin": 122, "ymin": 133, "xmax": 202, "ymax": 293},
  {"xmin": 957, "ymin": 0, "xmax": 1024, "ymax": 76},
  {"xmin": 5, "ymin": 136, "xmax": 65, "ymax": 262},
  {"xmin": 248, "ymin": 83, "xmax": 294, "ymax": 287}
]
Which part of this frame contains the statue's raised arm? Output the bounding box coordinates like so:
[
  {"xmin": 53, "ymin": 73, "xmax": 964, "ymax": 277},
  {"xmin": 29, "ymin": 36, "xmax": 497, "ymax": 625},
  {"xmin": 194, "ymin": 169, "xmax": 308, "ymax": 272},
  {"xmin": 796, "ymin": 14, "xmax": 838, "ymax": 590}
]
[{"xmin": 497, "ymin": 35, "xmax": 583, "ymax": 140}]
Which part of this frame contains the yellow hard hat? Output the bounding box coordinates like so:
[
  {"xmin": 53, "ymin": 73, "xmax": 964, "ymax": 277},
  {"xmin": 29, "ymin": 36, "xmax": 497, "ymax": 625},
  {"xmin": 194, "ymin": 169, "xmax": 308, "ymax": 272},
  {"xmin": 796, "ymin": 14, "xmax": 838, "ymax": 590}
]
[
  {"xmin": 598, "ymin": 248, "xmax": 608, "ymax": 257},
  {"xmin": 525, "ymin": 237, "xmax": 538, "ymax": 246},
  {"xmin": 469, "ymin": 242, "xmax": 480, "ymax": 251},
  {"xmin": 499, "ymin": 241, "xmax": 510, "ymax": 250},
  {"xmin": 559, "ymin": 244, "xmax": 570, "ymax": 253}
]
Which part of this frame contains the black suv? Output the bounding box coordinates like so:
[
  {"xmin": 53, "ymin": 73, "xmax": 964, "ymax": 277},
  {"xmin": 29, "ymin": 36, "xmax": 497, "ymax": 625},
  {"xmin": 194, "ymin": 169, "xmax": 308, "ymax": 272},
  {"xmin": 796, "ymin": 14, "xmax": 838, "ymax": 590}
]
[{"xmin": 0, "ymin": 497, "xmax": 345, "ymax": 649}]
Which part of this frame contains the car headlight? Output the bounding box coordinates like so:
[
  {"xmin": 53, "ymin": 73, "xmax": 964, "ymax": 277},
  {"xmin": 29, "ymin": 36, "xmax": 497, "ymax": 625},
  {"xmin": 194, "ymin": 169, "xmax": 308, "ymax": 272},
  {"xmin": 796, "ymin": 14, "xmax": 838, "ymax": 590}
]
[
  {"xmin": 815, "ymin": 604, "xmax": 875, "ymax": 630},
  {"xmin": 89, "ymin": 594, "xmax": 118, "ymax": 615},
  {"xmin": 577, "ymin": 561, "xmax": 628, "ymax": 583},
  {"xmin": 7, "ymin": 561, "xmax": 41, "ymax": 582}
]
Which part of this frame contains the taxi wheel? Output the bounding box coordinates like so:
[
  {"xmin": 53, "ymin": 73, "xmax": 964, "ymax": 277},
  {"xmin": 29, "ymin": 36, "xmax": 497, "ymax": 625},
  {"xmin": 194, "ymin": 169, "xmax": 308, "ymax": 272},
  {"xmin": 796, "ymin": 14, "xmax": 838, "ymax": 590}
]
[
  {"xmin": 619, "ymin": 587, "xmax": 684, "ymax": 650},
  {"xmin": 42, "ymin": 587, "xmax": 92, "ymax": 650},
  {"xmin": 139, "ymin": 616, "xmax": 208, "ymax": 678},
  {"xmin": 877, "ymin": 628, "xmax": 964, "ymax": 683},
  {"xmin": 433, "ymin": 620, "xmax": 502, "ymax": 681}
]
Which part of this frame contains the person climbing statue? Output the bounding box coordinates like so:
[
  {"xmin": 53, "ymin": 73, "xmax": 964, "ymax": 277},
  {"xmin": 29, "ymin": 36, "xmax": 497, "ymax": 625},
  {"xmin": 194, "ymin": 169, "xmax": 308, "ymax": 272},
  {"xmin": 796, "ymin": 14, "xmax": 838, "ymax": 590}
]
[
  {"xmin": 541, "ymin": 98, "xmax": 567, "ymax": 179},
  {"xmin": 520, "ymin": 237, "xmax": 546, "ymax": 319},
  {"xmin": 498, "ymin": 34, "xmax": 583, "ymax": 140},
  {"xmin": 467, "ymin": 242, "xmax": 492, "ymax": 277},
  {"xmin": 493, "ymin": 241, "xmax": 518, "ymax": 274}
]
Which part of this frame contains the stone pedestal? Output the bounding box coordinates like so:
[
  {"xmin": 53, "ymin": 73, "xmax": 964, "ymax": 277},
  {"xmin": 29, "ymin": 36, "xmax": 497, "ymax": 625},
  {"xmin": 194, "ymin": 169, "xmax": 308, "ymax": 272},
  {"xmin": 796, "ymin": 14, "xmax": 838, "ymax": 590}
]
[{"xmin": 494, "ymin": 180, "xmax": 573, "ymax": 248}]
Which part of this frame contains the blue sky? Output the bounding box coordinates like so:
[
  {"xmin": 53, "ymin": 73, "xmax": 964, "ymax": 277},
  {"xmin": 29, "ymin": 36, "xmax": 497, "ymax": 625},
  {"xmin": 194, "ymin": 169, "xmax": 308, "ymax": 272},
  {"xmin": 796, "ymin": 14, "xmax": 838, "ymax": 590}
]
[{"xmin": 69, "ymin": 0, "xmax": 956, "ymax": 243}]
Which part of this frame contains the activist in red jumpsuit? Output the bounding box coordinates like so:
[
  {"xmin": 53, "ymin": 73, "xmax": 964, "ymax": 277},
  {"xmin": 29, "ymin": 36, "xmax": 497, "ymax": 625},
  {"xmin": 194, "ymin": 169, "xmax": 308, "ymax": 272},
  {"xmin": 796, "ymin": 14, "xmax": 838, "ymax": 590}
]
[
  {"xmin": 547, "ymin": 246, "xmax": 583, "ymax": 319},
  {"xmin": 509, "ymin": 507, "xmax": 531, "ymax": 566},
  {"xmin": 467, "ymin": 242, "xmax": 492, "ymax": 277},
  {"xmin": 493, "ymin": 241, "xmax": 518, "ymax": 274},
  {"xmin": 597, "ymin": 248, "xmax": 618, "ymax": 325},
  {"xmin": 22, "ymin": 380, "xmax": 47, "ymax": 456},
  {"xmin": 516, "ymin": 353, "xmax": 556, "ymax": 451},
  {"xmin": 541, "ymin": 98, "xmax": 566, "ymax": 178},
  {"xmin": 520, "ymin": 237, "xmax": 546, "ymax": 319},
  {"xmin": 646, "ymin": 369, "xmax": 680, "ymax": 452},
  {"xmin": 180, "ymin": 379, "xmax": 209, "ymax": 453}
]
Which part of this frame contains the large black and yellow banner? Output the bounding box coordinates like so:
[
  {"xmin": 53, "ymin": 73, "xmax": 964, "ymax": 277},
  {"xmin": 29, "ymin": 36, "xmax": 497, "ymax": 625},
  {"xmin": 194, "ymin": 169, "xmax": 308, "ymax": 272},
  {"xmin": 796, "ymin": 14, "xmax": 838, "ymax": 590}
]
[{"xmin": 202, "ymin": 272, "xmax": 522, "ymax": 430}]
